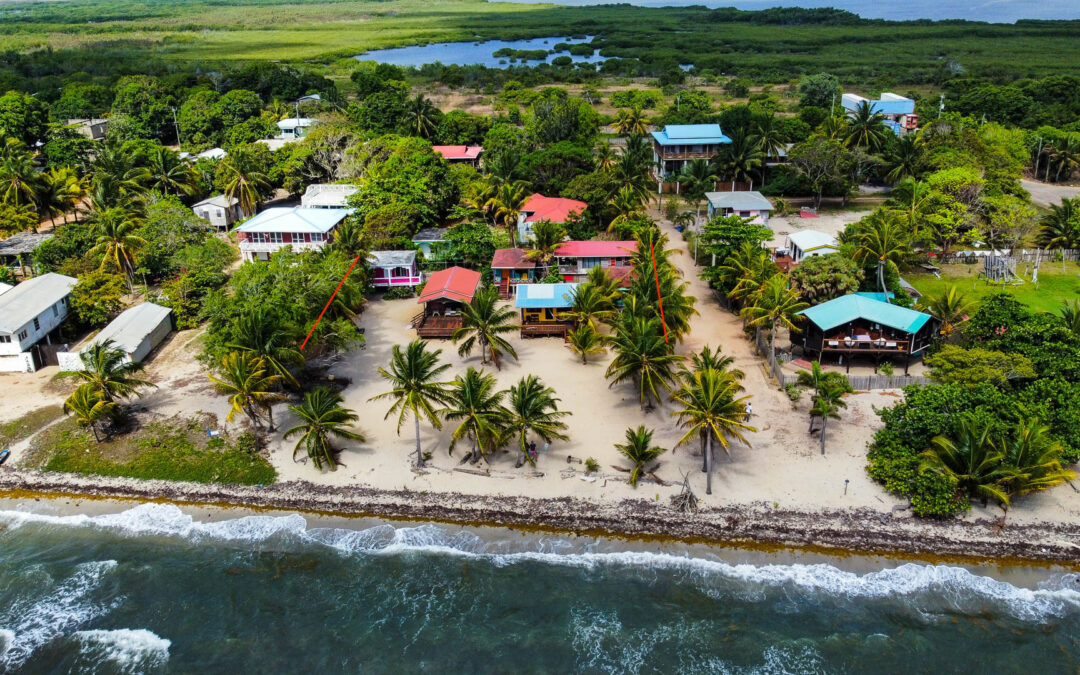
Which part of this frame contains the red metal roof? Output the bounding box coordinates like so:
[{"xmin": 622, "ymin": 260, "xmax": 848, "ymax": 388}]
[
  {"xmin": 554, "ymin": 240, "xmax": 637, "ymax": 258},
  {"xmin": 431, "ymin": 145, "xmax": 483, "ymax": 160},
  {"xmin": 491, "ymin": 248, "xmax": 535, "ymax": 269},
  {"xmin": 417, "ymin": 266, "xmax": 481, "ymax": 304},
  {"xmin": 522, "ymin": 194, "xmax": 587, "ymax": 224}
]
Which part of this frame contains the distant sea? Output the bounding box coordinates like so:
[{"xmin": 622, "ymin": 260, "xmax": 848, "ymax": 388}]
[
  {"xmin": 2, "ymin": 503, "xmax": 1079, "ymax": 672},
  {"xmin": 501, "ymin": 0, "xmax": 1080, "ymax": 23}
]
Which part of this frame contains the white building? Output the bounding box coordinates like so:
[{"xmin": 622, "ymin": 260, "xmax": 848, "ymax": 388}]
[
  {"xmin": 277, "ymin": 117, "xmax": 316, "ymax": 139},
  {"xmin": 705, "ymin": 191, "xmax": 774, "ymax": 224},
  {"xmin": 0, "ymin": 273, "xmax": 77, "ymax": 372},
  {"xmin": 193, "ymin": 195, "xmax": 244, "ymax": 230},
  {"xmin": 785, "ymin": 230, "xmax": 840, "ymax": 262},
  {"xmin": 235, "ymin": 207, "xmax": 352, "ymax": 262},
  {"xmin": 57, "ymin": 303, "xmax": 173, "ymax": 372},
  {"xmin": 301, "ymin": 184, "xmax": 359, "ymax": 208}
]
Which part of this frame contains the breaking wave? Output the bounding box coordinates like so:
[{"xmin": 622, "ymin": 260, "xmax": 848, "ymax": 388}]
[{"xmin": 73, "ymin": 629, "xmax": 171, "ymax": 674}]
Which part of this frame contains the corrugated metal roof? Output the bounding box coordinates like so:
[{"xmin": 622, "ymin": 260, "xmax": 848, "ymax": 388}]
[
  {"xmin": 368, "ymin": 250, "xmax": 417, "ymax": 267},
  {"xmin": 0, "ymin": 232, "xmax": 53, "ymax": 257},
  {"xmin": 0, "ymin": 273, "xmax": 76, "ymax": 333},
  {"xmin": 417, "ymin": 266, "xmax": 481, "ymax": 304},
  {"xmin": 705, "ymin": 191, "xmax": 774, "ymax": 212},
  {"xmin": 651, "ymin": 124, "xmax": 732, "ymax": 146},
  {"xmin": 431, "ymin": 145, "xmax": 482, "ymax": 160},
  {"xmin": 84, "ymin": 303, "xmax": 172, "ymax": 355},
  {"xmin": 522, "ymin": 194, "xmax": 587, "ymax": 224},
  {"xmin": 412, "ymin": 227, "xmax": 449, "ymax": 242},
  {"xmin": 797, "ymin": 294, "xmax": 931, "ymax": 334},
  {"xmin": 234, "ymin": 207, "xmax": 352, "ymax": 234},
  {"xmin": 194, "ymin": 194, "xmax": 237, "ymax": 209},
  {"xmin": 787, "ymin": 230, "xmax": 839, "ymax": 251},
  {"xmin": 0, "ymin": 283, "xmax": 11, "ymax": 296},
  {"xmin": 515, "ymin": 283, "xmax": 578, "ymax": 309},
  {"xmin": 491, "ymin": 249, "xmax": 535, "ymax": 269},
  {"xmin": 554, "ymin": 241, "xmax": 637, "ymax": 258}
]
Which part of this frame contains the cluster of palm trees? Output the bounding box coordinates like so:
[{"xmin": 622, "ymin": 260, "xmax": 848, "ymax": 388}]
[
  {"xmin": 1030, "ymin": 132, "xmax": 1079, "ymax": 183},
  {"xmin": 373, "ymin": 340, "xmax": 570, "ymax": 468},
  {"xmin": 794, "ymin": 362, "xmax": 853, "ymax": 455},
  {"xmin": 0, "ymin": 138, "xmax": 85, "ymax": 230},
  {"xmin": 920, "ymin": 415, "xmax": 1075, "ymax": 516},
  {"xmin": 62, "ymin": 340, "xmax": 155, "ymax": 441}
]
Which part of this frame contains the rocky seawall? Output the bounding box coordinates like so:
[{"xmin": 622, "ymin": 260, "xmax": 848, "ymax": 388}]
[{"xmin": 2, "ymin": 469, "xmax": 1078, "ymax": 565}]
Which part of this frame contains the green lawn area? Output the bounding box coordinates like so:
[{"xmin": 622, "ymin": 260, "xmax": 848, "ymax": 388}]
[
  {"xmin": 906, "ymin": 260, "xmax": 1080, "ymax": 313},
  {"xmin": 0, "ymin": 405, "xmax": 63, "ymax": 449},
  {"xmin": 28, "ymin": 415, "xmax": 277, "ymax": 485}
]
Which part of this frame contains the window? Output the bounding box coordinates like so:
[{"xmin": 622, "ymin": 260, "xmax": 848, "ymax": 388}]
[
  {"xmin": 293, "ymin": 233, "xmax": 306, "ymax": 244},
  {"xmin": 18, "ymin": 330, "xmax": 28, "ymax": 341},
  {"xmin": 52, "ymin": 305, "xmax": 58, "ymax": 317},
  {"xmin": 310, "ymin": 233, "xmax": 325, "ymax": 243},
  {"xmin": 392, "ymin": 266, "xmax": 411, "ymax": 278},
  {"xmin": 268, "ymin": 232, "xmax": 283, "ymax": 244},
  {"xmin": 250, "ymin": 232, "xmax": 266, "ymax": 243},
  {"xmin": 33, "ymin": 318, "xmax": 40, "ymax": 331},
  {"xmin": 0, "ymin": 335, "xmax": 9, "ymax": 343}
]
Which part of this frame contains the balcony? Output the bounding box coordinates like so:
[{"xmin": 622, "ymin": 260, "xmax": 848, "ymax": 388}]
[
  {"xmin": 238, "ymin": 241, "xmax": 327, "ymax": 254},
  {"xmin": 371, "ymin": 275, "xmax": 423, "ymax": 287}
]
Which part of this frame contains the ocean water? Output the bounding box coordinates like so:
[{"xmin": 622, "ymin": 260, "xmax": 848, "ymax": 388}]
[{"xmin": 1, "ymin": 503, "xmax": 1079, "ymax": 673}]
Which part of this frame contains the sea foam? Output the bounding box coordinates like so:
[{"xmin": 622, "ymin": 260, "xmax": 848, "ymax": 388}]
[{"xmin": 74, "ymin": 629, "xmax": 171, "ymax": 673}]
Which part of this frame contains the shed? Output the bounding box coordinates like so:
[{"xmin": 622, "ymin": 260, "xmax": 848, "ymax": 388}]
[
  {"xmin": 57, "ymin": 303, "xmax": 173, "ymax": 371},
  {"xmin": 785, "ymin": 230, "xmax": 839, "ymax": 262},
  {"xmin": 0, "ymin": 232, "xmax": 54, "ymax": 271}
]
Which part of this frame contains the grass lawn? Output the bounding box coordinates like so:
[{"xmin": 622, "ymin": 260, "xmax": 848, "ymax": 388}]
[
  {"xmin": 0, "ymin": 405, "xmax": 64, "ymax": 449},
  {"xmin": 28, "ymin": 414, "xmax": 277, "ymax": 486},
  {"xmin": 906, "ymin": 260, "xmax": 1080, "ymax": 314}
]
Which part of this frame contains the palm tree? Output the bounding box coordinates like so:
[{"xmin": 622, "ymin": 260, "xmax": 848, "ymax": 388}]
[
  {"xmin": 754, "ymin": 114, "xmax": 786, "ymax": 184},
  {"xmin": 607, "ymin": 186, "xmax": 646, "ymax": 234},
  {"xmin": 208, "ymin": 352, "xmax": 285, "ymax": 446},
  {"xmin": 221, "ymin": 155, "xmax": 270, "ymax": 216},
  {"xmin": 403, "ymin": 94, "xmax": 439, "ymax": 139},
  {"xmin": 1049, "ymin": 133, "xmax": 1080, "ymax": 182},
  {"xmin": 615, "ymin": 425, "xmax": 666, "ymax": 487},
  {"xmin": 0, "ymin": 138, "xmax": 42, "ymax": 211},
  {"xmin": 585, "ymin": 266, "xmax": 622, "ymax": 304},
  {"xmin": 463, "ymin": 180, "xmax": 497, "ymax": 225},
  {"xmin": 1058, "ymin": 298, "xmax": 1080, "ymax": 337},
  {"xmin": 567, "ymin": 323, "xmax": 608, "ymax": 364},
  {"xmin": 569, "ymin": 282, "xmax": 616, "ymax": 329},
  {"xmin": 612, "ymin": 107, "xmax": 649, "ymax": 136},
  {"xmin": 848, "ymin": 209, "xmax": 912, "ymax": 294},
  {"xmin": 606, "ymin": 317, "xmax": 683, "ymax": 410},
  {"xmin": 146, "ymin": 146, "xmax": 198, "ymax": 197},
  {"xmin": 594, "ymin": 142, "xmax": 617, "ymax": 171},
  {"xmin": 713, "ymin": 132, "xmax": 763, "ymax": 190},
  {"xmin": 1036, "ymin": 198, "xmax": 1080, "ymax": 249},
  {"xmin": 486, "ymin": 181, "xmax": 529, "ymax": 247},
  {"xmin": 884, "ymin": 135, "xmax": 922, "ymax": 183},
  {"xmin": 918, "ymin": 285, "xmax": 976, "ymax": 339},
  {"xmin": 502, "ymin": 375, "xmax": 571, "ymax": 467},
  {"xmin": 75, "ymin": 339, "xmax": 154, "ymax": 403},
  {"xmin": 63, "ymin": 383, "xmax": 119, "ymax": 442},
  {"xmin": 721, "ymin": 242, "xmax": 779, "ymax": 308},
  {"xmin": 810, "ymin": 379, "xmax": 849, "ymax": 455},
  {"xmin": 999, "ymin": 419, "xmax": 1075, "ymax": 504},
  {"xmin": 684, "ymin": 345, "xmax": 743, "ymax": 382},
  {"xmin": 845, "ymin": 100, "xmax": 888, "ymax": 152},
  {"xmin": 453, "ymin": 286, "xmax": 518, "ymax": 369},
  {"xmin": 676, "ymin": 159, "xmax": 718, "ymax": 225},
  {"xmin": 740, "ymin": 273, "xmax": 808, "ymax": 364},
  {"xmin": 444, "ymin": 366, "xmax": 506, "ymax": 464},
  {"xmin": 919, "ymin": 415, "xmax": 1015, "ymax": 507},
  {"xmin": 38, "ymin": 168, "xmax": 84, "ymax": 226},
  {"xmin": 526, "ymin": 219, "xmax": 567, "ymax": 266},
  {"xmin": 227, "ymin": 309, "xmax": 304, "ymax": 388},
  {"xmin": 370, "ymin": 340, "xmax": 451, "ymax": 468},
  {"xmin": 330, "ymin": 216, "xmax": 366, "ymax": 258},
  {"xmin": 284, "ymin": 387, "xmax": 365, "ymax": 471},
  {"xmin": 87, "ymin": 207, "xmax": 146, "ymax": 285},
  {"xmin": 671, "ymin": 369, "xmax": 753, "ymax": 495}
]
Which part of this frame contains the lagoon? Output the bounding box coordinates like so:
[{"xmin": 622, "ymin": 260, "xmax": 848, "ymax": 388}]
[{"xmin": 356, "ymin": 35, "xmax": 605, "ymax": 69}]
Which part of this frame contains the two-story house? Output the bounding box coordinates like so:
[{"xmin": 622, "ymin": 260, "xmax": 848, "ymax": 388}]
[
  {"xmin": 841, "ymin": 92, "xmax": 918, "ymax": 136},
  {"xmin": 0, "ymin": 273, "xmax": 76, "ymax": 372},
  {"xmin": 651, "ymin": 124, "xmax": 732, "ymax": 185},
  {"xmin": 517, "ymin": 194, "xmax": 587, "ymax": 243},
  {"xmin": 554, "ymin": 241, "xmax": 637, "ymax": 283},
  {"xmin": 235, "ymin": 207, "xmax": 352, "ymax": 262}
]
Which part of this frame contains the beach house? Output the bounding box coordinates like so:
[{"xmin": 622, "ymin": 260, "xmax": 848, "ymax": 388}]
[
  {"xmin": 235, "ymin": 207, "xmax": 352, "ymax": 262},
  {"xmin": 301, "ymin": 184, "xmax": 359, "ymax": 208},
  {"xmin": 841, "ymin": 93, "xmax": 918, "ymax": 136},
  {"xmin": 412, "ymin": 266, "xmax": 481, "ymax": 338},
  {"xmin": 0, "ymin": 273, "xmax": 77, "ymax": 372},
  {"xmin": 517, "ymin": 194, "xmax": 587, "ymax": 242},
  {"xmin": 651, "ymin": 124, "xmax": 732, "ymax": 186},
  {"xmin": 491, "ymin": 249, "xmax": 540, "ymax": 298},
  {"xmin": 554, "ymin": 240, "xmax": 636, "ymax": 283},
  {"xmin": 796, "ymin": 293, "xmax": 938, "ymax": 373},
  {"xmin": 516, "ymin": 283, "xmax": 578, "ymax": 338},
  {"xmin": 368, "ymin": 250, "xmax": 423, "ymax": 289},
  {"xmin": 193, "ymin": 195, "xmax": 244, "ymax": 231},
  {"xmin": 784, "ymin": 230, "xmax": 840, "ymax": 262},
  {"xmin": 56, "ymin": 303, "xmax": 173, "ymax": 372},
  {"xmin": 431, "ymin": 145, "xmax": 483, "ymax": 166},
  {"xmin": 705, "ymin": 191, "xmax": 774, "ymax": 224}
]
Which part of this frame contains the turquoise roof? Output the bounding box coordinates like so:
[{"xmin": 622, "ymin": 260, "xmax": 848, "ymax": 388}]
[
  {"xmin": 797, "ymin": 294, "xmax": 931, "ymax": 334},
  {"xmin": 515, "ymin": 283, "xmax": 578, "ymax": 309},
  {"xmin": 651, "ymin": 124, "xmax": 732, "ymax": 146}
]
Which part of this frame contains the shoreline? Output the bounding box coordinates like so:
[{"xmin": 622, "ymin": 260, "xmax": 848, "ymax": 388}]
[{"xmin": 3, "ymin": 469, "xmax": 1079, "ymax": 568}]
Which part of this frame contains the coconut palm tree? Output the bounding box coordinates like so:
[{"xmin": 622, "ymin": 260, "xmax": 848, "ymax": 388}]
[
  {"xmin": 569, "ymin": 282, "xmax": 616, "ymax": 329},
  {"xmin": 810, "ymin": 379, "xmax": 850, "ymax": 455},
  {"xmin": 567, "ymin": 323, "xmax": 608, "ymax": 364},
  {"xmin": 63, "ymin": 383, "xmax": 119, "ymax": 442},
  {"xmin": 847, "ymin": 209, "xmax": 912, "ymax": 294},
  {"xmin": 87, "ymin": 207, "xmax": 146, "ymax": 285},
  {"xmin": 740, "ymin": 273, "xmax": 808, "ymax": 364},
  {"xmin": 75, "ymin": 339, "xmax": 154, "ymax": 403},
  {"xmin": 722, "ymin": 242, "xmax": 779, "ymax": 308},
  {"xmin": 526, "ymin": 219, "xmax": 567, "ymax": 266},
  {"xmin": 919, "ymin": 415, "xmax": 1015, "ymax": 507},
  {"xmin": 629, "ymin": 262, "xmax": 698, "ymax": 341},
  {"xmin": 227, "ymin": 309, "xmax": 304, "ymax": 388},
  {"xmin": 370, "ymin": 340, "xmax": 452, "ymax": 468},
  {"xmin": 208, "ymin": 352, "xmax": 285, "ymax": 446},
  {"xmin": 221, "ymin": 155, "xmax": 270, "ymax": 216},
  {"xmin": 607, "ymin": 148, "xmax": 653, "ymax": 208},
  {"xmin": 284, "ymin": 387, "xmax": 365, "ymax": 471},
  {"xmin": 615, "ymin": 425, "xmax": 666, "ymax": 487},
  {"xmin": 453, "ymin": 286, "xmax": 519, "ymax": 369},
  {"xmin": 403, "ymin": 94, "xmax": 440, "ymax": 139},
  {"xmin": 329, "ymin": 216, "xmax": 367, "ymax": 258},
  {"xmin": 585, "ymin": 266, "xmax": 622, "ymax": 304},
  {"xmin": 754, "ymin": 114, "xmax": 786, "ymax": 184},
  {"xmin": 463, "ymin": 180, "xmax": 497, "ymax": 225},
  {"xmin": 1049, "ymin": 133, "xmax": 1080, "ymax": 182},
  {"xmin": 1036, "ymin": 197, "xmax": 1080, "ymax": 249},
  {"xmin": 606, "ymin": 316, "xmax": 683, "ymax": 410},
  {"xmin": 594, "ymin": 142, "xmax": 617, "ymax": 171},
  {"xmin": 883, "ymin": 135, "xmax": 923, "ymax": 183},
  {"xmin": 683, "ymin": 345, "xmax": 743, "ymax": 382},
  {"xmin": 502, "ymin": 375, "xmax": 571, "ymax": 467},
  {"xmin": 918, "ymin": 285, "xmax": 976, "ymax": 339},
  {"xmin": 0, "ymin": 138, "xmax": 43, "ymax": 211},
  {"xmin": 676, "ymin": 159, "xmax": 718, "ymax": 225},
  {"xmin": 671, "ymin": 369, "xmax": 753, "ymax": 495},
  {"xmin": 713, "ymin": 132, "xmax": 763, "ymax": 190},
  {"xmin": 1058, "ymin": 298, "xmax": 1080, "ymax": 337},
  {"xmin": 486, "ymin": 181, "xmax": 529, "ymax": 246},
  {"xmin": 607, "ymin": 186, "xmax": 646, "ymax": 235},
  {"xmin": 845, "ymin": 100, "xmax": 889, "ymax": 152},
  {"xmin": 444, "ymin": 366, "xmax": 506, "ymax": 464},
  {"xmin": 999, "ymin": 419, "xmax": 1076, "ymax": 504},
  {"xmin": 146, "ymin": 146, "xmax": 198, "ymax": 197},
  {"xmin": 613, "ymin": 107, "xmax": 649, "ymax": 136}
]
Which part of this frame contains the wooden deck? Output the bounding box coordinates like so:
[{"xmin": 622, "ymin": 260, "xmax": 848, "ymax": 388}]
[
  {"xmin": 414, "ymin": 315, "xmax": 464, "ymax": 339},
  {"xmin": 520, "ymin": 323, "xmax": 569, "ymax": 339}
]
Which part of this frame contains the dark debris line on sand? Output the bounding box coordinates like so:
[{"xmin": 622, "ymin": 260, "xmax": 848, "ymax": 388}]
[{"xmin": 1, "ymin": 469, "xmax": 1079, "ymax": 564}]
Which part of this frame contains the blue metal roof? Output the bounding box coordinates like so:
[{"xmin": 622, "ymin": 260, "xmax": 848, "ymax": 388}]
[
  {"xmin": 651, "ymin": 124, "xmax": 732, "ymax": 146},
  {"xmin": 797, "ymin": 294, "xmax": 931, "ymax": 334},
  {"xmin": 515, "ymin": 283, "xmax": 578, "ymax": 309},
  {"xmin": 841, "ymin": 98, "xmax": 915, "ymax": 116}
]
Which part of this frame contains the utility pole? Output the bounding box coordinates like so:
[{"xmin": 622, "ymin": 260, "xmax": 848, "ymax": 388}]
[{"xmin": 171, "ymin": 107, "xmax": 182, "ymax": 148}]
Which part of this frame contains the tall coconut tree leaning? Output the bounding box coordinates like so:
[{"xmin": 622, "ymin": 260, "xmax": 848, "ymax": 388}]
[
  {"xmin": 501, "ymin": 374, "xmax": 571, "ymax": 467},
  {"xmin": 87, "ymin": 207, "xmax": 147, "ymax": 289},
  {"xmin": 453, "ymin": 286, "xmax": 519, "ymax": 370},
  {"xmin": 670, "ymin": 369, "xmax": 754, "ymax": 495},
  {"xmin": 370, "ymin": 340, "xmax": 452, "ymax": 469},
  {"xmin": 284, "ymin": 387, "xmax": 365, "ymax": 472},
  {"xmin": 739, "ymin": 273, "xmax": 808, "ymax": 364}
]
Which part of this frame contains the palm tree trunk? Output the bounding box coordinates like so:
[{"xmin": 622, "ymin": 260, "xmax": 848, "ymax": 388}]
[
  {"xmin": 90, "ymin": 423, "xmax": 100, "ymax": 443},
  {"xmin": 705, "ymin": 432, "xmax": 713, "ymax": 496},
  {"xmin": 769, "ymin": 320, "xmax": 777, "ymax": 364},
  {"xmin": 414, "ymin": 414, "xmax": 424, "ymax": 468},
  {"xmin": 820, "ymin": 416, "xmax": 827, "ymax": 455},
  {"xmin": 265, "ymin": 403, "xmax": 276, "ymax": 432}
]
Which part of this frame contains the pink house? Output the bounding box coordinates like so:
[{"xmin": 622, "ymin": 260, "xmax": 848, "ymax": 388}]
[
  {"xmin": 553, "ymin": 240, "xmax": 637, "ymax": 282},
  {"xmin": 517, "ymin": 194, "xmax": 587, "ymax": 242},
  {"xmin": 368, "ymin": 250, "xmax": 423, "ymax": 288},
  {"xmin": 235, "ymin": 207, "xmax": 352, "ymax": 262}
]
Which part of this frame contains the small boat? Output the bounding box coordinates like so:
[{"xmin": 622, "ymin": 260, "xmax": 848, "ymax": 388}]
[{"xmin": 0, "ymin": 448, "xmax": 9, "ymax": 465}]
